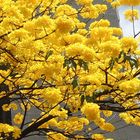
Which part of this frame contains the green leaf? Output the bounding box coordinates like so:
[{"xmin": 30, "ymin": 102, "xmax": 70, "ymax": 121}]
[
  {"xmin": 63, "ymin": 58, "xmax": 77, "ymax": 69},
  {"xmin": 72, "ymin": 76, "xmax": 79, "ymax": 89},
  {"xmin": 63, "ymin": 59, "xmax": 69, "ymax": 68},
  {"xmin": 129, "ymin": 58, "xmax": 138, "ymax": 69},
  {"xmin": 109, "ymin": 58, "xmax": 115, "ymax": 70},
  {"xmin": 78, "ymin": 59, "xmax": 88, "ymax": 71},
  {"xmin": 80, "ymin": 95, "xmax": 85, "ymax": 106},
  {"xmin": 82, "ymin": 61, "xmax": 88, "ymax": 71},
  {"xmin": 118, "ymin": 51, "xmax": 125, "ymax": 59},
  {"xmin": 124, "ymin": 55, "xmax": 138, "ymax": 69},
  {"xmin": 70, "ymin": 59, "xmax": 77, "ymax": 69},
  {"xmin": 45, "ymin": 50, "xmax": 53, "ymax": 60}
]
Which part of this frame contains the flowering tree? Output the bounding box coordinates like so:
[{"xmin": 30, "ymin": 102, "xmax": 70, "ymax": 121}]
[{"xmin": 0, "ymin": 0, "xmax": 140, "ymax": 139}]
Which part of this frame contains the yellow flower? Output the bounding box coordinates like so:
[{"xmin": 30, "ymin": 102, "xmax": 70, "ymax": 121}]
[
  {"xmin": 35, "ymin": 15, "xmax": 54, "ymax": 27},
  {"xmin": 101, "ymin": 123, "xmax": 115, "ymax": 132},
  {"xmin": 119, "ymin": 113, "xmax": 131, "ymax": 124},
  {"xmin": 47, "ymin": 132, "xmax": 68, "ymax": 140},
  {"xmin": 121, "ymin": 37, "xmax": 138, "ymax": 52},
  {"xmin": 13, "ymin": 126, "xmax": 21, "ymax": 139},
  {"xmin": 10, "ymin": 103, "xmax": 18, "ymax": 111},
  {"xmin": 100, "ymin": 41, "xmax": 121, "ymax": 56},
  {"xmin": 90, "ymin": 27, "xmax": 113, "ymax": 42},
  {"xmin": 89, "ymin": 19, "xmax": 110, "ymax": 29},
  {"xmin": 92, "ymin": 133, "xmax": 105, "ymax": 140},
  {"xmin": 95, "ymin": 4, "xmax": 107, "ymax": 14},
  {"xmin": 81, "ymin": 103, "xmax": 100, "ymax": 120},
  {"xmin": 59, "ymin": 0, "xmax": 68, "ymax": 4},
  {"xmin": 102, "ymin": 110, "xmax": 113, "ymax": 117},
  {"xmin": 119, "ymin": 0, "xmax": 140, "ymax": 6},
  {"xmin": 2, "ymin": 104, "xmax": 10, "ymax": 111},
  {"xmin": 43, "ymin": 88, "xmax": 62, "ymax": 104},
  {"xmin": 14, "ymin": 113, "xmax": 24, "ymax": 125},
  {"xmin": 119, "ymin": 78, "xmax": 140, "ymax": 93},
  {"xmin": 80, "ymin": 5, "xmax": 99, "ymax": 18},
  {"xmin": 76, "ymin": 0, "xmax": 93, "ymax": 5},
  {"xmin": 55, "ymin": 4, "xmax": 77, "ymax": 18},
  {"xmin": 76, "ymin": 22, "xmax": 86, "ymax": 29},
  {"xmin": 64, "ymin": 34, "xmax": 84, "ymax": 44},
  {"xmin": 124, "ymin": 9, "xmax": 139, "ymax": 22},
  {"xmin": 66, "ymin": 43, "xmax": 95, "ymax": 61},
  {"xmin": 56, "ymin": 16, "xmax": 75, "ymax": 33},
  {"xmin": 111, "ymin": 0, "xmax": 121, "ymax": 8},
  {"xmin": 111, "ymin": 27, "xmax": 123, "ymax": 36},
  {"xmin": 106, "ymin": 0, "xmax": 113, "ymax": 3}
]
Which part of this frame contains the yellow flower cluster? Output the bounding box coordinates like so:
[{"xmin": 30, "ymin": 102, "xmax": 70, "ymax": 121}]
[
  {"xmin": 2, "ymin": 103, "xmax": 17, "ymax": 111},
  {"xmin": 76, "ymin": 0, "xmax": 93, "ymax": 5},
  {"xmin": 66, "ymin": 43, "xmax": 96, "ymax": 61},
  {"xmin": 13, "ymin": 113, "xmax": 24, "ymax": 125},
  {"xmin": 124, "ymin": 9, "xmax": 139, "ymax": 22},
  {"xmin": 92, "ymin": 133, "xmax": 105, "ymax": 140},
  {"xmin": 0, "ymin": 124, "xmax": 21, "ymax": 139},
  {"xmin": 47, "ymin": 132, "xmax": 67, "ymax": 140},
  {"xmin": 56, "ymin": 16, "xmax": 75, "ymax": 33},
  {"xmin": 81, "ymin": 103, "xmax": 100, "ymax": 120},
  {"xmin": 111, "ymin": 0, "xmax": 121, "ymax": 8},
  {"xmin": 89, "ymin": 19, "xmax": 110, "ymax": 29},
  {"xmin": 119, "ymin": 0, "xmax": 140, "ymax": 6},
  {"xmin": 42, "ymin": 88, "xmax": 62, "ymax": 104},
  {"xmin": 121, "ymin": 37, "xmax": 138, "ymax": 52},
  {"xmin": 119, "ymin": 78, "xmax": 140, "ymax": 93}
]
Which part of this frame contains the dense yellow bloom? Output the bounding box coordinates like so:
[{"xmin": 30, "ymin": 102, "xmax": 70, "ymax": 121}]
[
  {"xmin": 76, "ymin": 22, "xmax": 86, "ymax": 29},
  {"xmin": 0, "ymin": 124, "xmax": 21, "ymax": 139},
  {"xmin": 81, "ymin": 103, "xmax": 100, "ymax": 120},
  {"xmin": 124, "ymin": 9, "xmax": 139, "ymax": 22},
  {"xmin": 100, "ymin": 41, "xmax": 121, "ymax": 56},
  {"xmin": 119, "ymin": 0, "xmax": 140, "ymax": 6},
  {"xmin": 66, "ymin": 43, "xmax": 96, "ymax": 61},
  {"xmin": 89, "ymin": 19, "xmax": 110, "ymax": 29},
  {"xmin": 95, "ymin": 4, "xmax": 107, "ymax": 14},
  {"xmin": 80, "ymin": 5, "xmax": 99, "ymax": 18},
  {"xmin": 42, "ymin": 88, "xmax": 62, "ymax": 104},
  {"xmin": 119, "ymin": 78, "xmax": 140, "ymax": 93},
  {"xmin": 56, "ymin": 16, "xmax": 75, "ymax": 33},
  {"xmin": 76, "ymin": 0, "xmax": 93, "ymax": 5},
  {"xmin": 55, "ymin": 4, "xmax": 77, "ymax": 18},
  {"xmin": 64, "ymin": 34, "xmax": 85, "ymax": 44},
  {"xmin": 106, "ymin": 0, "xmax": 113, "ymax": 3},
  {"xmin": 121, "ymin": 37, "xmax": 138, "ymax": 52},
  {"xmin": 0, "ymin": 0, "xmax": 140, "ymax": 139},
  {"xmin": 111, "ymin": 27, "xmax": 123, "ymax": 36},
  {"xmin": 90, "ymin": 27, "xmax": 113, "ymax": 42},
  {"xmin": 80, "ymin": 73, "xmax": 103, "ymax": 86}
]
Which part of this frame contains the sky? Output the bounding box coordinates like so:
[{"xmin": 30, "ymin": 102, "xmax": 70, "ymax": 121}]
[{"xmin": 117, "ymin": 6, "xmax": 140, "ymax": 37}]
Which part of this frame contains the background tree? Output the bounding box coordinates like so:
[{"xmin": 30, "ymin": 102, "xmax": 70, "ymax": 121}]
[{"xmin": 0, "ymin": 0, "xmax": 140, "ymax": 139}]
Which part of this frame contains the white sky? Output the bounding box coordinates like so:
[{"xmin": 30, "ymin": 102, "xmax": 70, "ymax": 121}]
[{"xmin": 117, "ymin": 6, "xmax": 140, "ymax": 37}]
